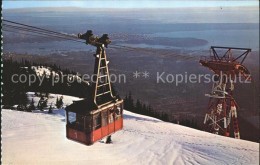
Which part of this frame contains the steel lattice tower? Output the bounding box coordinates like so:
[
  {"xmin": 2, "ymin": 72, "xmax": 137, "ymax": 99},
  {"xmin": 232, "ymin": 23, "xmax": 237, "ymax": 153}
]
[{"xmin": 200, "ymin": 46, "xmax": 251, "ymax": 139}]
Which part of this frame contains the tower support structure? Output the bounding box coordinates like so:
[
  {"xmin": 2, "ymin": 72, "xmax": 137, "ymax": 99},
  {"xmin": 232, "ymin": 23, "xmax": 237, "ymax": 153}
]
[{"xmin": 200, "ymin": 46, "xmax": 251, "ymax": 139}]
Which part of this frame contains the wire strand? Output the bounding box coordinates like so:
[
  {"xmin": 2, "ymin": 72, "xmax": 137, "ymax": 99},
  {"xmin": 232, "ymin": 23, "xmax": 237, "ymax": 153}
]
[
  {"xmin": 3, "ymin": 24, "xmax": 85, "ymax": 44},
  {"xmin": 3, "ymin": 19, "xmax": 79, "ymax": 39},
  {"xmin": 3, "ymin": 19, "xmax": 197, "ymax": 61},
  {"xmin": 2, "ymin": 28, "xmax": 85, "ymax": 44}
]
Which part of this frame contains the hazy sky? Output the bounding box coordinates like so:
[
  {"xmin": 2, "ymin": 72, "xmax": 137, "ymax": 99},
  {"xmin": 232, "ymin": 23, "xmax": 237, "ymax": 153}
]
[{"xmin": 3, "ymin": 1, "xmax": 259, "ymax": 9}]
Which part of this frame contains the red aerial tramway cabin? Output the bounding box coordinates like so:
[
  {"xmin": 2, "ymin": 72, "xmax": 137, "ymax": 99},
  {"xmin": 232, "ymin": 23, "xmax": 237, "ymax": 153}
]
[
  {"xmin": 66, "ymin": 99, "xmax": 123, "ymax": 145},
  {"xmin": 65, "ymin": 30, "xmax": 123, "ymax": 145}
]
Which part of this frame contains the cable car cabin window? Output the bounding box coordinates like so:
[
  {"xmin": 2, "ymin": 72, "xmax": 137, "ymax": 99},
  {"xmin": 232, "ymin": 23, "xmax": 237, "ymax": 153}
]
[
  {"xmin": 109, "ymin": 109, "xmax": 114, "ymax": 123},
  {"xmin": 102, "ymin": 111, "xmax": 108, "ymax": 126},
  {"xmin": 68, "ymin": 112, "xmax": 84, "ymax": 130},
  {"xmin": 115, "ymin": 105, "xmax": 122, "ymax": 121},
  {"xmin": 68, "ymin": 111, "xmax": 76, "ymax": 123},
  {"xmin": 93, "ymin": 112, "xmax": 101, "ymax": 130}
]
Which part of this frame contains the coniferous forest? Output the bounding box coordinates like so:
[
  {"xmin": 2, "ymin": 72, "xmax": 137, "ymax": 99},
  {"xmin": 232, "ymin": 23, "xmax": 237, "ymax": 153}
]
[
  {"xmin": 2, "ymin": 58, "xmax": 91, "ymax": 107},
  {"xmin": 124, "ymin": 92, "xmax": 200, "ymax": 130},
  {"xmin": 2, "ymin": 58, "xmax": 200, "ymax": 130}
]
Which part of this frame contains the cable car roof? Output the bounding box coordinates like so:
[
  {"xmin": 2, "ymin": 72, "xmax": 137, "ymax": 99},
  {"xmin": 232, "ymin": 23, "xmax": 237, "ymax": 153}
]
[
  {"xmin": 65, "ymin": 99, "xmax": 98, "ymax": 115},
  {"xmin": 66, "ymin": 99, "xmax": 124, "ymax": 115}
]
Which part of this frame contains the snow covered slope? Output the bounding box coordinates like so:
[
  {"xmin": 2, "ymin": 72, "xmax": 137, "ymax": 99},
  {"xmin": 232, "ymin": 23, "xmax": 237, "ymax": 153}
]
[{"xmin": 1, "ymin": 95, "xmax": 259, "ymax": 165}]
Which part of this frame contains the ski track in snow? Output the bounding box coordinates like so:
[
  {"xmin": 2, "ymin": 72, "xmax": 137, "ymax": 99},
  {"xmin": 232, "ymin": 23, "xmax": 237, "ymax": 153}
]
[{"xmin": 1, "ymin": 94, "xmax": 259, "ymax": 165}]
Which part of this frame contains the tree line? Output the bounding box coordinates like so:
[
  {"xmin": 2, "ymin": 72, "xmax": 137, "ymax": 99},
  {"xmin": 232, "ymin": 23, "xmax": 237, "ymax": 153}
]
[
  {"xmin": 2, "ymin": 58, "xmax": 90, "ymax": 107},
  {"xmin": 124, "ymin": 92, "xmax": 200, "ymax": 130},
  {"xmin": 2, "ymin": 58, "xmax": 200, "ymax": 130}
]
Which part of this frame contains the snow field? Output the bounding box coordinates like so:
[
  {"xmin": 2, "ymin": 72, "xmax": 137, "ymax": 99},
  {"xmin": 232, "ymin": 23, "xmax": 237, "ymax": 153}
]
[{"xmin": 1, "ymin": 94, "xmax": 259, "ymax": 165}]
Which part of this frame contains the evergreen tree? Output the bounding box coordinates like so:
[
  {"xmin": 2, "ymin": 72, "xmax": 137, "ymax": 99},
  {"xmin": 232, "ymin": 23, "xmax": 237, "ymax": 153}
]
[
  {"xmin": 142, "ymin": 104, "xmax": 147, "ymax": 115},
  {"xmin": 42, "ymin": 98, "xmax": 48, "ymax": 109},
  {"xmin": 56, "ymin": 96, "xmax": 64, "ymax": 109},
  {"xmin": 17, "ymin": 91, "xmax": 28, "ymax": 107},
  {"xmin": 161, "ymin": 113, "xmax": 169, "ymax": 122},
  {"xmin": 128, "ymin": 92, "xmax": 134, "ymax": 111},
  {"xmin": 37, "ymin": 96, "xmax": 47, "ymax": 111},
  {"xmin": 56, "ymin": 97, "xmax": 59, "ymax": 108},
  {"xmin": 56, "ymin": 97, "xmax": 61, "ymax": 109},
  {"xmin": 124, "ymin": 95, "xmax": 129, "ymax": 110},
  {"xmin": 48, "ymin": 105, "xmax": 53, "ymax": 114},
  {"xmin": 135, "ymin": 99, "xmax": 142, "ymax": 113},
  {"xmin": 28, "ymin": 98, "xmax": 35, "ymax": 111},
  {"xmin": 59, "ymin": 96, "xmax": 64, "ymax": 109}
]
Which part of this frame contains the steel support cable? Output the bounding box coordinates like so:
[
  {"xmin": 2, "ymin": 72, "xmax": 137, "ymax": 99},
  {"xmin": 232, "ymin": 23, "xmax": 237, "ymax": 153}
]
[
  {"xmin": 2, "ymin": 28, "xmax": 85, "ymax": 44},
  {"xmin": 3, "ymin": 19, "xmax": 79, "ymax": 39},
  {"xmin": 2, "ymin": 23, "xmax": 81, "ymax": 42},
  {"xmin": 3, "ymin": 28, "xmax": 59, "ymax": 38},
  {"xmin": 3, "ymin": 24, "xmax": 85, "ymax": 44},
  {"xmin": 111, "ymin": 44, "xmax": 198, "ymax": 60},
  {"xmin": 3, "ymin": 26, "xmax": 197, "ymax": 61},
  {"xmin": 3, "ymin": 19, "xmax": 198, "ymax": 61},
  {"xmin": 3, "ymin": 25, "xmax": 143, "ymax": 53}
]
